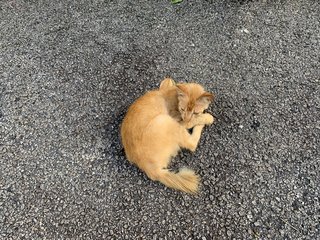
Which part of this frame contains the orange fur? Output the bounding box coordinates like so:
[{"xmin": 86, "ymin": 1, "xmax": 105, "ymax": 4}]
[{"xmin": 120, "ymin": 78, "xmax": 214, "ymax": 193}]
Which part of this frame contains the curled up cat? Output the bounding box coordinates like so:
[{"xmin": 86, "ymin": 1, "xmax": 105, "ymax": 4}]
[{"xmin": 120, "ymin": 78, "xmax": 215, "ymax": 193}]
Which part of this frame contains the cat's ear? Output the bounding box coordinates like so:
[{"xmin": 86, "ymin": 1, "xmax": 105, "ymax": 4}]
[
  {"xmin": 196, "ymin": 92, "xmax": 214, "ymax": 107},
  {"xmin": 160, "ymin": 78, "xmax": 175, "ymax": 90},
  {"xmin": 176, "ymin": 84, "xmax": 188, "ymax": 98}
]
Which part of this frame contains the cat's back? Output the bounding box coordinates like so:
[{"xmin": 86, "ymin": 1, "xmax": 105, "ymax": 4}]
[
  {"xmin": 125, "ymin": 90, "xmax": 166, "ymax": 117},
  {"xmin": 121, "ymin": 89, "xmax": 169, "ymax": 161},
  {"xmin": 121, "ymin": 90, "xmax": 167, "ymax": 136}
]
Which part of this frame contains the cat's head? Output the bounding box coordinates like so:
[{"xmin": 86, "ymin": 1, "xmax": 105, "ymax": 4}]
[{"xmin": 176, "ymin": 83, "xmax": 214, "ymax": 123}]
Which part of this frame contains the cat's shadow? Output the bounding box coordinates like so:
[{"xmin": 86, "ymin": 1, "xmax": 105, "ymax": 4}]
[{"xmin": 101, "ymin": 105, "xmax": 128, "ymax": 168}]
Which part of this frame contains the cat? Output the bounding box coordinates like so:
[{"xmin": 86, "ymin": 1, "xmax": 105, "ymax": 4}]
[{"xmin": 120, "ymin": 78, "xmax": 214, "ymax": 193}]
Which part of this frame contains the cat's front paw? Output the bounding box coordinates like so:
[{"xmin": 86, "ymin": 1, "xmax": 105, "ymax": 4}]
[{"xmin": 203, "ymin": 113, "xmax": 215, "ymax": 125}]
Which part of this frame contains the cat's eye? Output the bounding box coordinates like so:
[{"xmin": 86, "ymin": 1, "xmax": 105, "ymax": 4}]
[
  {"xmin": 194, "ymin": 112, "xmax": 200, "ymax": 115},
  {"xmin": 180, "ymin": 108, "xmax": 185, "ymax": 112}
]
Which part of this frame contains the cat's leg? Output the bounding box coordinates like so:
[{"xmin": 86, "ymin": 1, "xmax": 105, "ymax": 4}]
[
  {"xmin": 182, "ymin": 113, "xmax": 214, "ymax": 129},
  {"xmin": 179, "ymin": 125, "xmax": 205, "ymax": 152}
]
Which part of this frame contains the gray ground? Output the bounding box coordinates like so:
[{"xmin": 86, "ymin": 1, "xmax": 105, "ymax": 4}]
[{"xmin": 0, "ymin": 0, "xmax": 319, "ymax": 239}]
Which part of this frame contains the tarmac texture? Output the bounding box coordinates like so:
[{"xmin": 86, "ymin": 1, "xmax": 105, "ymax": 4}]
[{"xmin": 0, "ymin": 0, "xmax": 319, "ymax": 239}]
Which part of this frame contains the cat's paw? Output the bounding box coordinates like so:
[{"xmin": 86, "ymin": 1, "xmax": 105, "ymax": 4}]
[
  {"xmin": 203, "ymin": 113, "xmax": 215, "ymax": 125},
  {"xmin": 184, "ymin": 121, "xmax": 195, "ymax": 129}
]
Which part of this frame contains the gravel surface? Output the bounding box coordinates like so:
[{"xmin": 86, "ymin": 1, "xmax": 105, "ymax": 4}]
[{"xmin": 0, "ymin": 0, "xmax": 319, "ymax": 239}]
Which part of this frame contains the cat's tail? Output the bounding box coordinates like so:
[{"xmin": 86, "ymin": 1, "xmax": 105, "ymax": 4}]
[{"xmin": 156, "ymin": 168, "xmax": 199, "ymax": 193}]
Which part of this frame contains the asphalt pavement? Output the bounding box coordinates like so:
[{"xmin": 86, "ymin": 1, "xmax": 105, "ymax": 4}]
[{"xmin": 0, "ymin": 0, "xmax": 319, "ymax": 239}]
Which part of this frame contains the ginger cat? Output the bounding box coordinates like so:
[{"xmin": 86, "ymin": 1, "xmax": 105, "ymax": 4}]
[{"xmin": 120, "ymin": 78, "xmax": 214, "ymax": 193}]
